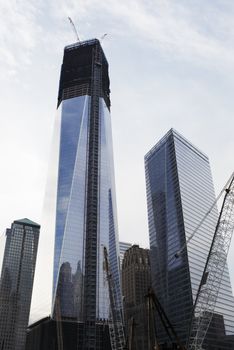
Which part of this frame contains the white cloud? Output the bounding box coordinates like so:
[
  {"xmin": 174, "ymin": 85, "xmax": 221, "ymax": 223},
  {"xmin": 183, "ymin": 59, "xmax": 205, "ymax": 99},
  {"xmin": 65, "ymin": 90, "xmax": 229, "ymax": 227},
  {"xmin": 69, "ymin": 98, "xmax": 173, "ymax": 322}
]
[
  {"xmin": 2, "ymin": 0, "xmax": 234, "ymax": 78},
  {"xmin": 0, "ymin": 0, "xmax": 41, "ymax": 76},
  {"xmin": 48, "ymin": 0, "xmax": 234, "ymax": 67}
]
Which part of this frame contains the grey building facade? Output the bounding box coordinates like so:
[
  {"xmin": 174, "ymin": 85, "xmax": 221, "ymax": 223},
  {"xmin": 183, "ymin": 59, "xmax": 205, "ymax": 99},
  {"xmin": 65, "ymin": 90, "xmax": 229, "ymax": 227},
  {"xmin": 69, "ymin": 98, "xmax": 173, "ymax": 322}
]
[
  {"xmin": 51, "ymin": 39, "xmax": 122, "ymax": 349},
  {"xmin": 0, "ymin": 218, "xmax": 40, "ymax": 350},
  {"xmin": 145, "ymin": 129, "xmax": 234, "ymax": 349}
]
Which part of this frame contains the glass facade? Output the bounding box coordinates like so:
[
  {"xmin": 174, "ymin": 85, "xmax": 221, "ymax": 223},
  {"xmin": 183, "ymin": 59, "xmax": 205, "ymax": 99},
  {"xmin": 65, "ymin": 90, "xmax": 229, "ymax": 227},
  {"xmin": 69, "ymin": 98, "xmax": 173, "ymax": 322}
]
[
  {"xmin": 51, "ymin": 39, "xmax": 122, "ymax": 332},
  {"xmin": 119, "ymin": 241, "xmax": 132, "ymax": 269},
  {"xmin": 53, "ymin": 95, "xmax": 89, "ymax": 319},
  {"xmin": 145, "ymin": 129, "xmax": 234, "ymax": 348},
  {"xmin": 0, "ymin": 219, "xmax": 40, "ymax": 350}
]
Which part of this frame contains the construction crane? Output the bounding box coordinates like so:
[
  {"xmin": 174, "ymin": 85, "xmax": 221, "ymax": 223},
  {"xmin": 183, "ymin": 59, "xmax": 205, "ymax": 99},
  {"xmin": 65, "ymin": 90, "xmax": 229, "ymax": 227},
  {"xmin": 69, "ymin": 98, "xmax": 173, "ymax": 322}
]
[
  {"xmin": 187, "ymin": 173, "xmax": 234, "ymax": 349},
  {"xmin": 68, "ymin": 17, "xmax": 80, "ymax": 42},
  {"xmin": 148, "ymin": 172, "xmax": 234, "ymax": 349},
  {"xmin": 103, "ymin": 246, "xmax": 126, "ymax": 350},
  {"xmin": 170, "ymin": 171, "xmax": 234, "ymax": 267},
  {"xmin": 146, "ymin": 288, "xmax": 186, "ymax": 350},
  {"xmin": 100, "ymin": 33, "xmax": 108, "ymax": 43},
  {"xmin": 146, "ymin": 290, "xmax": 160, "ymax": 350},
  {"xmin": 118, "ymin": 172, "xmax": 234, "ymax": 350}
]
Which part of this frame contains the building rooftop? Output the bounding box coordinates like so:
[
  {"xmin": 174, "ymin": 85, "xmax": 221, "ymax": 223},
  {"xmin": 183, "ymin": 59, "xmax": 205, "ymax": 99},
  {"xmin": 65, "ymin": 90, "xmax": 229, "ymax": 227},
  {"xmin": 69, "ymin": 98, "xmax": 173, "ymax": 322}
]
[
  {"xmin": 14, "ymin": 218, "xmax": 40, "ymax": 228},
  {"xmin": 64, "ymin": 38, "xmax": 108, "ymax": 66},
  {"xmin": 145, "ymin": 128, "xmax": 208, "ymax": 162}
]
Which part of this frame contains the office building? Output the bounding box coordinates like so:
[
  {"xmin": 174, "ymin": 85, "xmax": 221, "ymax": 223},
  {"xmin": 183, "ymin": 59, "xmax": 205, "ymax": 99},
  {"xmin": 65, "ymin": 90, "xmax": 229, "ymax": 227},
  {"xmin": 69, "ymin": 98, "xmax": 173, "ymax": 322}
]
[
  {"xmin": 122, "ymin": 245, "xmax": 151, "ymax": 349},
  {"xmin": 0, "ymin": 218, "xmax": 40, "ymax": 350},
  {"xmin": 50, "ymin": 39, "xmax": 122, "ymax": 349},
  {"xmin": 119, "ymin": 241, "xmax": 132, "ymax": 268},
  {"xmin": 145, "ymin": 128, "xmax": 234, "ymax": 349}
]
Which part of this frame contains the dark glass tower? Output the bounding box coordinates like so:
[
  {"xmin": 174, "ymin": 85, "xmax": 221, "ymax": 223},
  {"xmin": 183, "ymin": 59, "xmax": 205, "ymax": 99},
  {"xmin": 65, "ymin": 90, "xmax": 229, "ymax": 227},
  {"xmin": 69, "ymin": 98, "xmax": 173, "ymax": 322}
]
[
  {"xmin": 52, "ymin": 39, "xmax": 122, "ymax": 349},
  {"xmin": 0, "ymin": 219, "xmax": 40, "ymax": 350},
  {"xmin": 145, "ymin": 129, "xmax": 234, "ymax": 349}
]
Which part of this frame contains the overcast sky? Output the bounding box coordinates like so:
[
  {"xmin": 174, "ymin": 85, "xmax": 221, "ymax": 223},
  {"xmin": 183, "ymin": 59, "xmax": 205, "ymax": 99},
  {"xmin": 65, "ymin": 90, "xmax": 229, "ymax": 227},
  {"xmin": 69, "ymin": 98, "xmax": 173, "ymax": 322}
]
[{"xmin": 1, "ymin": 0, "xmax": 234, "ymax": 320}]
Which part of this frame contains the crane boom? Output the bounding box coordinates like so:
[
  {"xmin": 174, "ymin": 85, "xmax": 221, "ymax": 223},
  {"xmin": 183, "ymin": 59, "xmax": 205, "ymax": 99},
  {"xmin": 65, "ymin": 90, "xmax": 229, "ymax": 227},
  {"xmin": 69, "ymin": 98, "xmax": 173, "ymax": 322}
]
[
  {"xmin": 147, "ymin": 288, "xmax": 186, "ymax": 350},
  {"xmin": 187, "ymin": 174, "xmax": 234, "ymax": 350},
  {"xmin": 103, "ymin": 246, "xmax": 126, "ymax": 350},
  {"xmin": 68, "ymin": 17, "xmax": 80, "ymax": 42}
]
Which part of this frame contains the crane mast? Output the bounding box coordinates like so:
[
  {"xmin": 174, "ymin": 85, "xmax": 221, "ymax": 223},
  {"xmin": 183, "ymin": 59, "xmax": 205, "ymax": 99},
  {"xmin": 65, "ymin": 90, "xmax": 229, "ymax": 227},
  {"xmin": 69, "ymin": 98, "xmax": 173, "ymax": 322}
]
[
  {"xmin": 103, "ymin": 246, "xmax": 126, "ymax": 350},
  {"xmin": 187, "ymin": 174, "xmax": 234, "ymax": 350}
]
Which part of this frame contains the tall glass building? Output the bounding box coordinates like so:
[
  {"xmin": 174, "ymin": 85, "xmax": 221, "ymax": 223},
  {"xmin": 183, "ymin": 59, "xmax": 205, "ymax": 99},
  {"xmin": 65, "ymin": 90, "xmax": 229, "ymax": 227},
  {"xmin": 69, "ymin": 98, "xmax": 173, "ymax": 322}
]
[
  {"xmin": 145, "ymin": 129, "xmax": 234, "ymax": 349},
  {"xmin": 51, "ymin": 39, "xmax": 122, "ymax": 349},
  {"xmin": 0, "ymin": 219, "xmax": 40, "ymax": 350}
]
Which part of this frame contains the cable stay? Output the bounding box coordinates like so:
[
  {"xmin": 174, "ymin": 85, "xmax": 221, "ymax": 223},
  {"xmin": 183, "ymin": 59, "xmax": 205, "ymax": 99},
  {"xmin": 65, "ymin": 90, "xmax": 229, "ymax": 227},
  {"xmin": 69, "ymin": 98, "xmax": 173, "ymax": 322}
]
[
  {"xmin": 187, "ymin": 172, "xmax": 234, "ymax": 349},
  {"xmin": 168, "ymin": 171, "xmax": 234, "ymax": 268}
]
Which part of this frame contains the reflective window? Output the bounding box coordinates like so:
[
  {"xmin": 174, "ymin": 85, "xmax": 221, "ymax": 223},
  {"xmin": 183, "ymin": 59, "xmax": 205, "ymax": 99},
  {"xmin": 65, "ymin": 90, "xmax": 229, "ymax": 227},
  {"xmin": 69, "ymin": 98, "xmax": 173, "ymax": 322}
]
[
  {"xmin": 51, "ymin": 96, "xmax": 122, "ymax": 321},
  {"xmin": 145, "ymin": 129, "xmax": 234, "ymax": 346}
]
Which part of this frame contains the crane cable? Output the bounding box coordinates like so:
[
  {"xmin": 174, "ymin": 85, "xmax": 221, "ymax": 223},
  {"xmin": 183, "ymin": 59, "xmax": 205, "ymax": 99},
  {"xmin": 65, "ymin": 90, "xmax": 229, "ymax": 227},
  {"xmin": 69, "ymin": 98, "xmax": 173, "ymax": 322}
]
[{"xmin": 168, "ymin": 171, "xmax": 234, "ymax": 267}]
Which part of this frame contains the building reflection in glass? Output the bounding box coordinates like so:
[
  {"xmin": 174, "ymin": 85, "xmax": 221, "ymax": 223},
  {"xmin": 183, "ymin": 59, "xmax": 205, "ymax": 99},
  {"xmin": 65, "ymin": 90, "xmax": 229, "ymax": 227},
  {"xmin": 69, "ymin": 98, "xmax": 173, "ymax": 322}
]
[{"xmin": 145, "ymin": 129, "xmax": 234, "ymax": 347}]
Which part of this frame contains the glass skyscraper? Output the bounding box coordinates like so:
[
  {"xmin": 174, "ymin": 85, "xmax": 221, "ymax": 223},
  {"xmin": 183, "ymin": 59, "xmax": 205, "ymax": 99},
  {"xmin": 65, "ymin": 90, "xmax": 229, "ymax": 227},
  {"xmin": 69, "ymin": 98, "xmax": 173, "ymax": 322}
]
[
  {"xmin": 51, "ymin": 39, "xmax": 122, "ymax": 348},
  {"xmin": 145, "ymin": 129, "xmax": 234, "ymax": 349},
  {"xmin": 0, "ymin": 219, "xmax": 40, "ymax": 350}
]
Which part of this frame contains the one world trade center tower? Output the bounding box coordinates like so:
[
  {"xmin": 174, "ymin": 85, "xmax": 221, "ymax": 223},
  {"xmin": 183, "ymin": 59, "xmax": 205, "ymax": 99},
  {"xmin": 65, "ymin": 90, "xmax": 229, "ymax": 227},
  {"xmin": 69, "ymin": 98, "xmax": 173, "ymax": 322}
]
[{"xmin": 52, "ymin": 39, "xmax": 122, "ymax": 348}]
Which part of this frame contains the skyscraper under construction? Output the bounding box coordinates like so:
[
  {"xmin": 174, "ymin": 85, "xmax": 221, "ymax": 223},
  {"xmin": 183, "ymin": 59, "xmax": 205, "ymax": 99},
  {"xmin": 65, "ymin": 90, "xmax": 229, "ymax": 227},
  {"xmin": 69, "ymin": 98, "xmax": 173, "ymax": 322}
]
[{"xmin": 51, "ymin": 39, "xmax": 122, "ymax": 349}]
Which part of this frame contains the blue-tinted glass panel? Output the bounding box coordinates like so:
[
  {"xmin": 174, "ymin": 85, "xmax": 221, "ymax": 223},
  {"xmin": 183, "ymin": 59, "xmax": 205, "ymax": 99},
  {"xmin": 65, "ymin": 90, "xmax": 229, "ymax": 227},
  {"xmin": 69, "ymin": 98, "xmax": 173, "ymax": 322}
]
[
  {"xmin": 52, "ymin": 96, "xmax": 122, "ymax": 322},
  {"xmin": 53, "ymin": 95, "xmax": 89, "ymax": 319},
  {"xmin": 145, "ymin": 129, "xmax": 234, "ymax": 347},
  {"xmin": 97, "ymin": 98, "xmax": 122, "ymax": 318}
]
